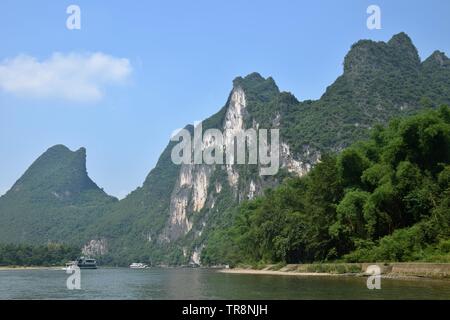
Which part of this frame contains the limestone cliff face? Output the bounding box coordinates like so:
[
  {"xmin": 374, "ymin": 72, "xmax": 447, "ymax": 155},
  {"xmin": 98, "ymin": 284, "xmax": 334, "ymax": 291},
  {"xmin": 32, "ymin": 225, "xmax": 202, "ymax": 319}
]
[
  {"xmin": 160, "ymin": 164, "xmax": 212, "ymax": 242},
  {"xmin": 158, "ymin": 78, "xmax": 318, "ymax": 263},
  {"xmin": 161, "ymin": 86, "xmax": 249, "ymax": 243},
  {"xmin": 224, "ymin": 87, "xmax": 247, "ymax": 189},
  {"xmin": 82, "ymin": 239, "xmax": 108, "ymax": 257},
  {"xmin": 280, "ymin": 143, "xmax": 320, "ymax": 176}
]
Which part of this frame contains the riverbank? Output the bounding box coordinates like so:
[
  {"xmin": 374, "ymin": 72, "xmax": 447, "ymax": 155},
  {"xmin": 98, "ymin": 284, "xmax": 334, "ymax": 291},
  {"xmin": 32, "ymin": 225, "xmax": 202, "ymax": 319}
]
[
  {"xmin": 219, "ymin": 263, "xmax": 450, "ymax": 280},
  {"xmin": 0, "ymin": 266, "xmax": 63, "ymax": 271}
]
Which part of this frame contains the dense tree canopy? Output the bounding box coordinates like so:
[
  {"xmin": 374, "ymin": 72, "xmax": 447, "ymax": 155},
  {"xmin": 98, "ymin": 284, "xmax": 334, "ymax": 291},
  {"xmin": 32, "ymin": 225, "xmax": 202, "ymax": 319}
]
[{"xmin": 0, "ymin": 243, "xmax": 80, "ymax": 266}]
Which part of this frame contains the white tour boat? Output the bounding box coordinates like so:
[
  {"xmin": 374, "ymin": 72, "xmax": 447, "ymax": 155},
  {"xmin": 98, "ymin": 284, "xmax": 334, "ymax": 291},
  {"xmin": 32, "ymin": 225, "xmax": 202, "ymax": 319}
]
[{"xmin": 129, "ymin": 262, "xmax": 149, "ymax": 269}]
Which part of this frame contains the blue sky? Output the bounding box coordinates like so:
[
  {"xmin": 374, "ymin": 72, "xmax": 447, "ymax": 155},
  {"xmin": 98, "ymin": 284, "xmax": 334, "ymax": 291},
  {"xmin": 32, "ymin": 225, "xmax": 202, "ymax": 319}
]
[{"xmin": 1, "ymin": 0, "xmax": 449, "ymax": 199}]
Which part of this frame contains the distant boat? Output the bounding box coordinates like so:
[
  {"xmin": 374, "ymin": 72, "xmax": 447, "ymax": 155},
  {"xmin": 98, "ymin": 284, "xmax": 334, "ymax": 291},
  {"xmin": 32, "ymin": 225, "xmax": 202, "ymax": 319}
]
[
  {"xmin": 62, "ymin": 258, "xmax": 97, "ymax": 270},
  {"xmin": 76, "ymin": 257, "xmax": 97, "ymax": 269},
  {"xmin": 129, "ymin": 263, "xmax": 148, "ymax": 269}
]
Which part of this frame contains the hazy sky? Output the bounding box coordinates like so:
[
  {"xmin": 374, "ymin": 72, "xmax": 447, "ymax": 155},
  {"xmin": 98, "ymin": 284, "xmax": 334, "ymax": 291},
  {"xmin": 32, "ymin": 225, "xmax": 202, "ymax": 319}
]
[{"xmin": 1, "ymin": 0, "xmax": 449, "ymax": 199}]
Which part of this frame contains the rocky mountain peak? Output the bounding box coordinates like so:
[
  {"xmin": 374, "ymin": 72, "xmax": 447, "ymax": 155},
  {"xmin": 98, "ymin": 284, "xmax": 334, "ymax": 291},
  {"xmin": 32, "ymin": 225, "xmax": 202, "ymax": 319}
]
[
  {"xmin": 388, "ymin": 32, "xmax": 420, "ymax": 64},
  {"xmin": 9, "ymin": 144, "xmax": 100, "ymax": 198},
  {"xmin": 232, "ymin": 73, "xmax": 279, "ymax": 103},
  {"xmin": 423, "ymin": 50, "xmax": 449, "ymax": 68},
  {"xmin": 387, "ymin": 32, "xmax": 414, "ymax": 49},
  {"xmin": 344, "ymin": 32, "xmax": 420, "ymax": 75}
]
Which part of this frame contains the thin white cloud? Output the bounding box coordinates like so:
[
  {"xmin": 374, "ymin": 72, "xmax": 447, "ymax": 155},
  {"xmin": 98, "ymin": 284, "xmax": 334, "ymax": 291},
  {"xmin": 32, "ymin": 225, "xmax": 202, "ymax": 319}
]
[{"xmin": 0, "ymin": 52, "xmax": 132, "ymax": 102}]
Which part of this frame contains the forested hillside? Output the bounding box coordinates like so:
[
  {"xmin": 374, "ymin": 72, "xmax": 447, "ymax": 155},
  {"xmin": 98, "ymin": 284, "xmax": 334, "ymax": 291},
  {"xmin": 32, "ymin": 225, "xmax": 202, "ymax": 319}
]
[
  {"xmin": 0, "ymin": 145, "xmax": 117, "ymax": 244},
  {"xmin": 203, "ymin": 106, "xmax": 450, "ymax": 265}
]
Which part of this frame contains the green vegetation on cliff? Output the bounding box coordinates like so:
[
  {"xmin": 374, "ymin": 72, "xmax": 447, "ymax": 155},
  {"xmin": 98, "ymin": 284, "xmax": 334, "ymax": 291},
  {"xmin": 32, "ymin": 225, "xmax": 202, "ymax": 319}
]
[{"xmin": 0, "ymin": 145, "xmax": 117, "ymax": 245}]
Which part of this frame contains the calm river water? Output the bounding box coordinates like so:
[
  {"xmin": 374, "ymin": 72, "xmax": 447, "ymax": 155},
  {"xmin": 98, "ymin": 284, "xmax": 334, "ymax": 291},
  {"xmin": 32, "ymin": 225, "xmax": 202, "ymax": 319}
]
[{"xmin": 0, "ymin": 268, "xmax": 448, "ymax": 299}]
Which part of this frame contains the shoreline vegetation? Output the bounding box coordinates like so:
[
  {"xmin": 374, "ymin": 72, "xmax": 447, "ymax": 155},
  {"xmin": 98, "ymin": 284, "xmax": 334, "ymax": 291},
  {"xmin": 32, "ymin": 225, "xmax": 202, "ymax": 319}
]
[
  {"xmin": 218, "ymin": 263, "xmax": 450, "ymax": 280},
  {"xmin": 0, "ymin": 243, "xmax": 80, "ymax": 268}
]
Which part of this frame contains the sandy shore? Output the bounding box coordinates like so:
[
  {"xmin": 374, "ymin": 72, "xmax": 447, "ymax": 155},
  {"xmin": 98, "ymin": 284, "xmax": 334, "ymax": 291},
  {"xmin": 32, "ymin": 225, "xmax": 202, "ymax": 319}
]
[
  {"xmin": 218, "ymin": 263, "xmax": 450, "ymax": 280},
  {"xmin": 218, "ymin": 268, "xmax": 419, "ymax": 280},
  {"xmin": 218, "ymin": 268, "xmax": 339, "ymax": 277}
]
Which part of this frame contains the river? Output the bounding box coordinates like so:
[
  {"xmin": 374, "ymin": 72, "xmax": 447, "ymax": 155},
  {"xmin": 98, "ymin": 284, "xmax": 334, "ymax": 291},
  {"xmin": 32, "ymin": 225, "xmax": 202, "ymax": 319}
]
[{"xmin": 0, "ymin": 268, "xmax": 448, "ymax": 299}]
